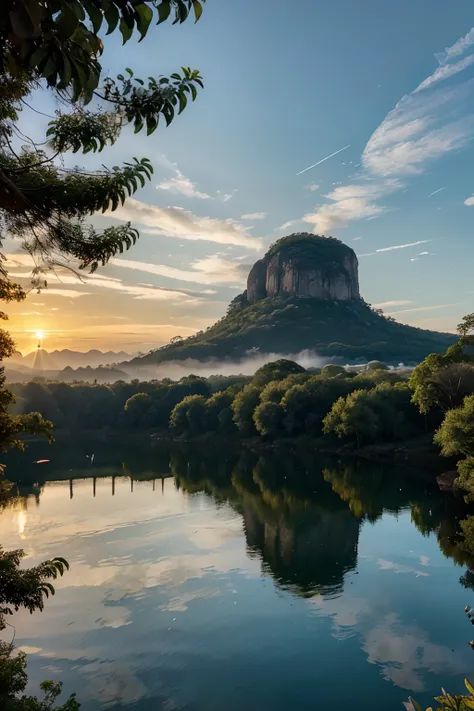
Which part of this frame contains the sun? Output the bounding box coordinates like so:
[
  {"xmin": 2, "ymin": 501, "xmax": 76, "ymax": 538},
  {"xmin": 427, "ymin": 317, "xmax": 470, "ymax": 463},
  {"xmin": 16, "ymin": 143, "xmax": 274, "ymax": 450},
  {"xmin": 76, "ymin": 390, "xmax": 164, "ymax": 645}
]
[{"xmin": 35, "ymin": 331, "xmax": 45, "ymax": 341}]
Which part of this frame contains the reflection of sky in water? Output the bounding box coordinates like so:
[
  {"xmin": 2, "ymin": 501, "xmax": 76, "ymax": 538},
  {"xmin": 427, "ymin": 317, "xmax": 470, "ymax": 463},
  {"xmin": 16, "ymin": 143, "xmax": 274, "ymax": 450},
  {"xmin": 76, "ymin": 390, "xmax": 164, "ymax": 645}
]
[{"xmin": 0, "ymin": 476, "xmax": 473, "ymax": 711}]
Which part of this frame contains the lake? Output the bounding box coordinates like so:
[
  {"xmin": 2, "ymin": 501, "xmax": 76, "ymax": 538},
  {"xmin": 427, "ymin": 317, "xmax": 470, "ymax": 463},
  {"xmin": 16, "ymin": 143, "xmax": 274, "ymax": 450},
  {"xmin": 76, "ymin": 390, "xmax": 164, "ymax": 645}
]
[{"xmin": 1, "ymin": 439, "xmax": 474, "ymax": 710}]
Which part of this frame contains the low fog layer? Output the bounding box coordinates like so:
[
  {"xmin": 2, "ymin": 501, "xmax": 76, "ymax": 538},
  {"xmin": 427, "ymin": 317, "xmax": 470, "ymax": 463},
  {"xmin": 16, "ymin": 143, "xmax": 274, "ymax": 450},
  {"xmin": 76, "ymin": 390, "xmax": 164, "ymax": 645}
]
[{"xmin": 124, "ymin": 350, "xmax": 332, "ymax": 381}]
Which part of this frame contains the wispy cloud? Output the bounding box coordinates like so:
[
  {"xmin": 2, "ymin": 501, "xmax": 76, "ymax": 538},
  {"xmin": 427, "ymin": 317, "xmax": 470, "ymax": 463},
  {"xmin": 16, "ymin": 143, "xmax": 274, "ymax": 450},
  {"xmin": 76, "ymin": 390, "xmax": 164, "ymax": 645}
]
[
  {"xmin": 40, "ymin": 288, "xmax": 91, "ymax": 299},
  {"xmin": 157, "ymin": 170, "xmax": 210, "ymax": 200},
  {"xmin": 305, "ymin": 184, "xmax": 320, "ymax": 192},
  {"xmin": 386, "ymin": 303, "xmax": 460, "ymax": 316},
  {"xmin": 414, "ymin": 54, "xmax": 474, "ymax": 93},
  {"xmin": 110, "ymin": 255, "xmax": 248, "ymax": 286},
  {"xmin": 464, "ymin": 195, "xmax": 474, "ymax": 205},
  {"xmin": 303, "ymin": 29, "xmax": 474, "ymax": 232},
  {"xmin": 428, "ymin": 186, "xmax": 447, "ymax": 198},
  {"xmin": 7, "ymin": 257, "xmax": 201, "ymax": 302},
  {"xmin": 274, "ymin": 219, "xmax": 299, "ymax": 232},
  {"xmin": 296, "ymin": 145, "xmax": 351, "ymax": 176},
  {"xmin": 360, "ymin": 239, "xmax": 433, "ymax": 257},
  {"xmin": 105, "ymin": 198, "xmax": 262, "ymax": 250},
  {"xmin": 373, "ymin": 300, "xmax": 412, "ymax": 308},
  {"xmin": 436, "ymin": 27, "xmax": 474, "ymax": 65},
  {"xmin": 241, "ymin": 212, "xmax": 267, "ymax": 220},
  {"xmin": 304, "ymin": 181, "xmax": 400, "ymax": 232},
  {"xmin": 217, "ymin": 189, "xmax": 238, "ymax": 203}
]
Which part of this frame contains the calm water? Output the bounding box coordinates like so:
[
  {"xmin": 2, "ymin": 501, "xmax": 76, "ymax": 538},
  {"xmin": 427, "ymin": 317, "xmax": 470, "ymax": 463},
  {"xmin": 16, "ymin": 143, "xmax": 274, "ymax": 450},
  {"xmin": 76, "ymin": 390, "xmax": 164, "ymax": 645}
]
[{"xmin": 1, "ymin": 439, "xmax": 474, "ymax": 710}]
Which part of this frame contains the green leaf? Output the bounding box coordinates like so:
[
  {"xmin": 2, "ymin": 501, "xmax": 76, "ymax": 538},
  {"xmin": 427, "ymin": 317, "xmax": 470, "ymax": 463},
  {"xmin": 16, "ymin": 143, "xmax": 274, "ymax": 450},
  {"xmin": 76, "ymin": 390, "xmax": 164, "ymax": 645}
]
[
  {"xmin": 193, "ymin": 0, "xmax": 203, "ymax": 22},
  {"xmin": 28, "ymin": 45, "xmax": 50, "ymax": 70},
  {"xmin": 146, "ymin": 115, "xmax": 158, "ymax": 135},
  {"xmin": 178, "ymin": 91, "xmax": 187, "ymax": 114},
  {"xmin": 104, "ymin": 2, "xmax": 119, "ymax": 34},
  {"xmin": 9, "ymin": 7, "xmax": 36, "ymax": 38},
  {"xmin": 175, "ymin": 0, "xmax": 188, "ymax": 23},
  {"xmin": 157, "ymin": 1, "xmax": 171, "ymax": 24},
  {"xmin": 134, "ymin": 3, "xmax": 153, "ymax": 39},
  {"xmin": 83, "ymin": 0, "xmax": 103, "ymax": 33},
  {"xmin": 22, "ymin": 0, "xmax": 46, "ymax": 27},
  {"xmin": 42, "ymin": 54, "xmax": 57, "ymax": 79},
  {"xmin": 119, "ymin": 17, "xmax": 133, "ymax": 43},
  {"xmin": 466, "ymin": 681, "xmax": 474, "ymax": 697},
  {"xmin": 55, "ymin": 5, "xmax": 79, "ymax": 40},
  {"xmin": 59, "ymin": 53, "xmax": 73, "ymax": 87},
  {"xmin": 69, "ymin": 0, "xmax": 86, "ymax": 21}
]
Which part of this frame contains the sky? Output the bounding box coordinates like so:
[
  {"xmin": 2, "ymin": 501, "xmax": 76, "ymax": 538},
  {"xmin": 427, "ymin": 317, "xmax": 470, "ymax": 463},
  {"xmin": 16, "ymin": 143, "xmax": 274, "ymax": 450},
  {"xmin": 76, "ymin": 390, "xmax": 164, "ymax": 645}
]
[{"xmin": 5, "ymin": 0, "xmax": 474, "ymax": 354}]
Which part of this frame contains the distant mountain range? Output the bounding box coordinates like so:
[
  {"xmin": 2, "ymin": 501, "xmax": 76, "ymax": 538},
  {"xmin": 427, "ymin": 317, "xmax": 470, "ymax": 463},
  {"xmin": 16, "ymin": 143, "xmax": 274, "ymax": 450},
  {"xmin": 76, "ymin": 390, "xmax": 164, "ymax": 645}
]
[{"xmin": 8, "ymin": 349, "xmax": 133, "ymax": 371}]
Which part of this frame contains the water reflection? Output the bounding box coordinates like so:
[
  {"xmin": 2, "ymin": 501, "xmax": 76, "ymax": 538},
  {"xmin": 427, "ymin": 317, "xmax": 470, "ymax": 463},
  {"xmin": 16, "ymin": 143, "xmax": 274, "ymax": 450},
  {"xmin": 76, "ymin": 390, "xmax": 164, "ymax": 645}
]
[{"xmin": 1, "ymin": 440, "xmax": 474, "ymax": 710}]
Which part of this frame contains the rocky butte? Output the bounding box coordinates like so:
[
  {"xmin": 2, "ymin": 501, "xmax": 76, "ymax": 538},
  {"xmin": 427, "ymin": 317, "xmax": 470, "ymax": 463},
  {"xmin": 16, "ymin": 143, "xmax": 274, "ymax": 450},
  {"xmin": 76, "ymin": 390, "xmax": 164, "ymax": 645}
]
[
  {"xmin": 127, "ymin": 233, "xmax": 457, "ymax": 367},
  {"xmin": 247, "ymin": 234, "xmax": 360, "ymax": 303}
]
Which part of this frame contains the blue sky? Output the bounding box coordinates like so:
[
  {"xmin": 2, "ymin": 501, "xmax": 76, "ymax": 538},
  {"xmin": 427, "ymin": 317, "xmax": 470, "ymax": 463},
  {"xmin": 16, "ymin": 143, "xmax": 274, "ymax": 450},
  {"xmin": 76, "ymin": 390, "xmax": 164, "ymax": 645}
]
[{"xmin": 6, "ymin": 0, "xmax": 474, "ymax": 352}]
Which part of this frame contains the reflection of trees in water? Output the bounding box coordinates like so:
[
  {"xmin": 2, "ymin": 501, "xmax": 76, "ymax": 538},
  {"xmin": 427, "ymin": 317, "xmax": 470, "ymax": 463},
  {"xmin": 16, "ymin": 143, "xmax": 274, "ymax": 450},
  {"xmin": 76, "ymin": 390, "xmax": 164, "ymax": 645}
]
[
  {"xmin": 323, "ymin": 459, "xmax": 474, "ymax": 572},
  {"xmin": 4, "ymin": 437, "xmax": 474, "ymax": 594},
  {"xmin": 174, "ymin": 447, "xmax": 474, "ymax": 596},
  {"xmin": 174, "ymin": 446, "xmax": 361, "ymax": 597}
]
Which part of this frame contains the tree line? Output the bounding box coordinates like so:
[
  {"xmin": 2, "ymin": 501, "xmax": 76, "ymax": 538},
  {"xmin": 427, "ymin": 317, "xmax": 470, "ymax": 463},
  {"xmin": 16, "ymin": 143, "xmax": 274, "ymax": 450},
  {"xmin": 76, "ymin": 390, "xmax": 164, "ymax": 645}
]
[{"xmin": 9, "ymin": 314, "xmax": 474, "ymax": 498}]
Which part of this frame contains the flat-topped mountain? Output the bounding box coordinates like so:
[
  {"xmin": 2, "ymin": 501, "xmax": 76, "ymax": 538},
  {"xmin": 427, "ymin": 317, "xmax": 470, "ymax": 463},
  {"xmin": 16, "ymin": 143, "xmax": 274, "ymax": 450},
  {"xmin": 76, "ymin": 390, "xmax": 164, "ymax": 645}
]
[
  {"xmin": 128, "ymin": 234, "xmax": 456, "ymax": 367},
  {"xmin": 247, "ymin": 234, "xmax": 360, "ymax": 303}
]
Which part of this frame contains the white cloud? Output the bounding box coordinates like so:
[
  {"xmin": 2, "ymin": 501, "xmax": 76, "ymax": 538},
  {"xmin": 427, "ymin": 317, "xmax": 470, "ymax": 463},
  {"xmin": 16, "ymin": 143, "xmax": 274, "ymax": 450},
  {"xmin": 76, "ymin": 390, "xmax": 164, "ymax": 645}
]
[
  {"xmin": 85, "ymin": 275, "xmax": 193, "ymax": 301},
  {"xmin": 304, "ymin": 197, "xmax": 384, "ymax": 232},
  {"xmin": 303, "ymin": 30, "xmax": 474, "ymax": 232},
  {"xmin": 305, "ymin": 184, "xmax": 320, "ymax": 192},
  {"xmin": 362, "ymin": 86, "xmax": 474, "ymax": 177},
  {"xmin": 414, "ymin": 54, "xmax": 474, "ymax": 93},
  {"xmin": 157, "ymin": 170, "xmax": 210, "ymax": 200},
  {"xmin": 241, "ymin": 212, "xmax": 267, "ymax": 220},
  {"xmin": 40, "ymin": 288, "xmax": 91, "ymax": 299},
  {"xmin": 110, "ymin": 255, "xmax": 248, "ymax": 286},
  {"xmin": 464, "ymin": 195, "xmax": 474, "ymax": 205},
  {"xmin": 105, "ymin": 198, "xmax": 262, "ymax": 250},
  {"xmin": 217, "ymin": 189, "xmax": 238, "ymax": 202},
  {"xmin": 304, "ymin": 181, "xmax": 401, "ymax": 232},
  {"xmin": 436, "ymin": 27, "xmax": 474, "ymax": 65},
  {"xmin": 7, "ymin": 260, "xmax": 199, "ymax": 302},
  {"xmin": 275, "ymin": 220, "xmax": 298, "ymax": 231}
]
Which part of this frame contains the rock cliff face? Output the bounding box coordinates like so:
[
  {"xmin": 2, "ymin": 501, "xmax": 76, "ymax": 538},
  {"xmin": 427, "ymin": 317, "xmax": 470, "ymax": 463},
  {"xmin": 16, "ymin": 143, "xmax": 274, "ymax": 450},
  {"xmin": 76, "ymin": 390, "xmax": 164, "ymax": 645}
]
[{"xmin": 247, "ymin": 233, "xmax": 360, "ymax": 304}]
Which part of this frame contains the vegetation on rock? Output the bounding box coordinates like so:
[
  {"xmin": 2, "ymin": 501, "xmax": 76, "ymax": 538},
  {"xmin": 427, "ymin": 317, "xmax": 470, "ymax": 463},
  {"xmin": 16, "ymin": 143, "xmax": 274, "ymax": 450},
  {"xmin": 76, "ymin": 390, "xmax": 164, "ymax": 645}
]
[{"xmin": 131, "ymin": 294, "xmax": 456, "ymax": 367}]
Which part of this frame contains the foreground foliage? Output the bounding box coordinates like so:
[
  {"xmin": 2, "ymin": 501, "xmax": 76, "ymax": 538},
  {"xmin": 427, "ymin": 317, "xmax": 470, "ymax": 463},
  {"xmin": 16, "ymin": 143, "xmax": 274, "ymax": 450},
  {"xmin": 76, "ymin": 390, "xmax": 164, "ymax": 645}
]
[
  {"xmin": 0, "ymin": 547, "xmax": 73, "ymax": 710},
  {"xmin": 0, "ymin": 0, "xmax": 204, "ymax": 470},
  {"xmin": 409, "ymin": 679, "xmax": 474, "ymax": 711},
  {"xmin": 1, "ymin": 2, "xmax": 206, "ymax": 708}
]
